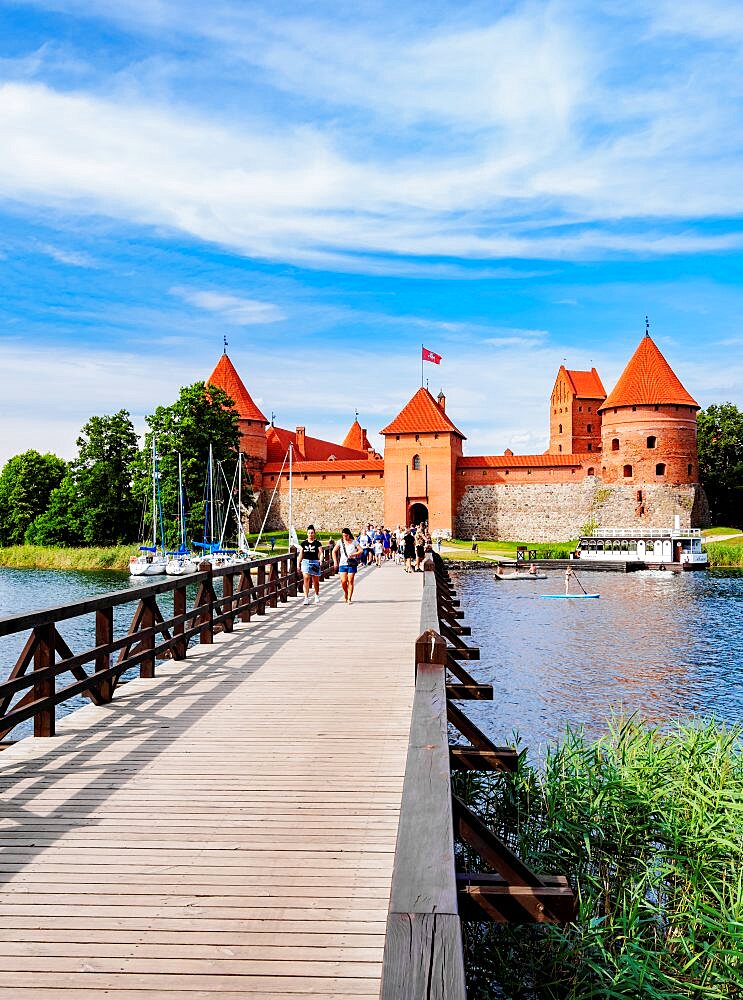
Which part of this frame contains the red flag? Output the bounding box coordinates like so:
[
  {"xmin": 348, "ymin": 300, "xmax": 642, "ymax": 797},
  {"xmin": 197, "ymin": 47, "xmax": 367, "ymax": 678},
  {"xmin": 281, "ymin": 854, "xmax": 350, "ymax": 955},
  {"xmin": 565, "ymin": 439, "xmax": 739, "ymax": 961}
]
[{"xmin": 422, "ymin": 347, "xmax": 442, "ymax": 364}]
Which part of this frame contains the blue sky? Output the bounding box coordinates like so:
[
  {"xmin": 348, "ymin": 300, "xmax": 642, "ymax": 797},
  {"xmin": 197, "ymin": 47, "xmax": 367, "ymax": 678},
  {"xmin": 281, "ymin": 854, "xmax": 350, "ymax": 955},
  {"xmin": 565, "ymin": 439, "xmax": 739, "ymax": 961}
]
[{"xmin": 1, "ymin": 0, "xmax": 742, "ymax": 464}]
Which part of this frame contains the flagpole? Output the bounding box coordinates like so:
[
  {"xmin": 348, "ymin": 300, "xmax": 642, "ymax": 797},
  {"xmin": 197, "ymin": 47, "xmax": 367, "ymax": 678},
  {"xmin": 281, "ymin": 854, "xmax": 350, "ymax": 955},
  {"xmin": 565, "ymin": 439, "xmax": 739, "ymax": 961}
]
[{"xmin": 421, "ymin": 343, "xmax": 423, "ymax": 388}]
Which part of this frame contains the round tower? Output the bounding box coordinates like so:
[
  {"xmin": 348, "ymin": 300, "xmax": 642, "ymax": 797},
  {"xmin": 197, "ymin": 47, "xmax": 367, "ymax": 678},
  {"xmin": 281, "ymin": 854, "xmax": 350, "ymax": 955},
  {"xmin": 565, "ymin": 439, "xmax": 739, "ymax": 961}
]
[
  {"xmin": 598, "ymin": 332, "xmax": 699, "ymax": 485},
  {"xmin": 206, "ymin": 353, "xmax": 268, "ymax": 486}
]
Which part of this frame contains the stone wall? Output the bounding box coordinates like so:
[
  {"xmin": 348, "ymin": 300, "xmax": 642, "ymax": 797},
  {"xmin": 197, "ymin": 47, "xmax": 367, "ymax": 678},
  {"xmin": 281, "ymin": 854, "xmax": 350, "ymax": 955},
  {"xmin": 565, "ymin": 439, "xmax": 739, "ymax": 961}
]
[
  {"xmin": 456, "ymin": 481, "xmax": 709, "ymax": 541},
  {"xmin": 260, "ymin": 485, "xmax": 385, "ymax": 533}
]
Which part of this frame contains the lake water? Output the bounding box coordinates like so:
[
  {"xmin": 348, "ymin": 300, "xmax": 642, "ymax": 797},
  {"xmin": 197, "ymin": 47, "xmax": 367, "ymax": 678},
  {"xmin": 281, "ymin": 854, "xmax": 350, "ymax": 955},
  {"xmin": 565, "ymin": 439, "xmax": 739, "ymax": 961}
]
[
  {"xmin": 1, "ymin": 565, "xmax": 741, "ymax": 749},
  {"xmin": 449, "ymin": 566, "xmax": 743, "ymax": 756}
]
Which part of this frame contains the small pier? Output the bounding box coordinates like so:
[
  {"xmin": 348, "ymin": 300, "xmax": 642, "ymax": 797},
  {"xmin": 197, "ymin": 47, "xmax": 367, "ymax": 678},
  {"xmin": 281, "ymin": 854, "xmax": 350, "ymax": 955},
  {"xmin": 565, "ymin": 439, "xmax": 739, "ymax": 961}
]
[{"xmin": 0, "ymin": 552, "xmax": 574, "ymax": 997}]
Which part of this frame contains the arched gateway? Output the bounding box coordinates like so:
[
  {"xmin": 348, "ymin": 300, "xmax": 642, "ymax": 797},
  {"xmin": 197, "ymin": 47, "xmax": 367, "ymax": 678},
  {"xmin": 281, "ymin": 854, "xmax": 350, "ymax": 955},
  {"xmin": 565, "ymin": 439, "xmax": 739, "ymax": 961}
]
[{"xmin": 409, "ymin": 502, "xmax": 428, "ymax": 527}]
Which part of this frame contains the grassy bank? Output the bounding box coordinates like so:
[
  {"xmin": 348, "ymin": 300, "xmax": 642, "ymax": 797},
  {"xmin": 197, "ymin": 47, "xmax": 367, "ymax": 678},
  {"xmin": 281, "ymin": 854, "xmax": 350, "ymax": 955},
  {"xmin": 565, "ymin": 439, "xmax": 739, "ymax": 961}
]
[
  {"xmin": 443, "ymin": 538, "xmax": 577, "ymax": 561},
  {"xmin": 703, "ymin": 541, "xmax": 743, "ymax": 567},
  {"xmin": 455, "ymin": 718, "xmax": 743, "ymax": 999},
  {"xmin": 0, "ymin": 544, "xmax": 137, "ymax": 572}
]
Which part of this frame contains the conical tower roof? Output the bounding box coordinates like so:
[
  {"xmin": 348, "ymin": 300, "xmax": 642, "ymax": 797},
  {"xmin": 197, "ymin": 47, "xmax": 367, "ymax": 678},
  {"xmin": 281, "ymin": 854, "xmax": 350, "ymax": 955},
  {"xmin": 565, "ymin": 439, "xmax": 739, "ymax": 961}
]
[
  {"xmin": 599, "ymin": 335, "xmax": 698, "ymax": 412},
  {"xmin": 380, "ymin": 387, "xmax": 465, "ymax": 438},
  {"xmin": 341, "ymin": 418, "xmax": 372, "ymax": 452},
  {"xmin": 207, "ymin": 353, "xmax": 268, "ymax": 424}
]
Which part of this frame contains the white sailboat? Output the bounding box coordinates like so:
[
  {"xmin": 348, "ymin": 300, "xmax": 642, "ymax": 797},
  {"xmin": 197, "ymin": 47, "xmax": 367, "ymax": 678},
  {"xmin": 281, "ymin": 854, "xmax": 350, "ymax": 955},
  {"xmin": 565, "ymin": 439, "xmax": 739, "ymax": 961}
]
[
  {"xmin": 166, "ymin": 453, "xmax": 198, "ymax": 576},
  {"xmin": 130, "ymin": 440, "xmax": 167, "ymax": 576}
]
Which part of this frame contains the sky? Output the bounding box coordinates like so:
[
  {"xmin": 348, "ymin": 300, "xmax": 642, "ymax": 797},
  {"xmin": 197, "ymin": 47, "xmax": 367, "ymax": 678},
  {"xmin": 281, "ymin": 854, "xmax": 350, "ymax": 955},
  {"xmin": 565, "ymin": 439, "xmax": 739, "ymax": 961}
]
[{"xmin": 1, "ymin": 0, "xmax": 742, "ymax": 465}]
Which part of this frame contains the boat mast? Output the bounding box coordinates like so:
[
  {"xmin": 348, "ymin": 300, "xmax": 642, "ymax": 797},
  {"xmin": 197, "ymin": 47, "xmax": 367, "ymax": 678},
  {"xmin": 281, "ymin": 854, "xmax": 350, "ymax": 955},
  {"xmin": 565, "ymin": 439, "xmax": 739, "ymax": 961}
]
[
  {"xmin": 178, "ymin": 452, "xmax": 185, "ymax": 551},
  {"xmin": 209, "ymin": 444, "xmax": 215, "ymax": 548},
  {"xmin": 288, "ymin": 443, "xmax": 293, "ymax": 543},
  {"xmin": 151, "ymin": 439, "xmax": 157, "ymax": 549}
]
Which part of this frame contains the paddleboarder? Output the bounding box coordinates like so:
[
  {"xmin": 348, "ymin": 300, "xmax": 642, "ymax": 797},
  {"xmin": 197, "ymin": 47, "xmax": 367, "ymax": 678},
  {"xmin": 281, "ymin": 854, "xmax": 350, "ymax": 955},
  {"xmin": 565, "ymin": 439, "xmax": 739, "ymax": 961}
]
[{"xmin": 564, "ymin": 565, "xmax": 574, "ymax": 594}]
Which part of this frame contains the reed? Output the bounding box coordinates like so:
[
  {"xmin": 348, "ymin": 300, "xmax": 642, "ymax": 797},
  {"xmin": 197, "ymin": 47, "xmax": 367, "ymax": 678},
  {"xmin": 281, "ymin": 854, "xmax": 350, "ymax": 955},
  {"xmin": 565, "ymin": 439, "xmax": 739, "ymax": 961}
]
[
  {"xmin": 454, "ymin": 718, "xmax": 743, "ymax": 999},
  {"xmin": 0, "ymin": 544, "xmax": 136, "ymax": 572},
  {"xmin": 703, "ymin": 542, "xmax": 743, "ymax": 567}
]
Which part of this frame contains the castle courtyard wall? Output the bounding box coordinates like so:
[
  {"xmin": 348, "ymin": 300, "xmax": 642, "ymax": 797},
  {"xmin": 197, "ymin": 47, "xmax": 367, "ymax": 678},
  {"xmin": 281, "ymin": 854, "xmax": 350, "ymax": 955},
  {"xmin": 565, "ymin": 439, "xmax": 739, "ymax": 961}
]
[
  {"xmin": 260, "ymin": 484, "xmax": 385, "ymax": 533},
  {"xmin": 456, "ymin": 481, "xmax": 709, "ymax": 541}
]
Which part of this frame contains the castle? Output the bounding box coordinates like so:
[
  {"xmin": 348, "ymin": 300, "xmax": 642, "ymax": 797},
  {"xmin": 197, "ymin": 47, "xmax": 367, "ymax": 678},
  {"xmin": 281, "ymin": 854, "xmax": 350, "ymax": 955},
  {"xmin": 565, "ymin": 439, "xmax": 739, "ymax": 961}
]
[{"xmin": 207, "ymin": 331, "xmax": 709, "ymax": 541}]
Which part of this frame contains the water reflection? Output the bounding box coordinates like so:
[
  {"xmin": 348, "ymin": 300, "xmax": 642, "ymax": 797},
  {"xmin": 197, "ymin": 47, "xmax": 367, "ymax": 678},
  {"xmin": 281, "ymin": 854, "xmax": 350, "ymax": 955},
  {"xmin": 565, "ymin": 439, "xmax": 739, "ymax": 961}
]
[{"xmin": 449, "ymin": 568, "xmax": 743, "ymax": 756}]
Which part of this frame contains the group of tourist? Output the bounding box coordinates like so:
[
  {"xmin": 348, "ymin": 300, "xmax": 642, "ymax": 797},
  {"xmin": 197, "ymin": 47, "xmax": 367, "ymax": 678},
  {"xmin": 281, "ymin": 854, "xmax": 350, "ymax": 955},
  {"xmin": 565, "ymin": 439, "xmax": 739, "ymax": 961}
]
[{"xmin": 297, "ymin": 521, "xmax": 432, "ymax": 605}]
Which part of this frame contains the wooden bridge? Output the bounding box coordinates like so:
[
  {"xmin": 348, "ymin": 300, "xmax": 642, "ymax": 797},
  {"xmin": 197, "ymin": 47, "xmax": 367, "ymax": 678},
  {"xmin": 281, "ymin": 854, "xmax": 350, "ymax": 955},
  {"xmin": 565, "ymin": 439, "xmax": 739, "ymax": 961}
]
[{"xmin": 0, "ymin": 550, "xmax": 574, "ymax": 998}]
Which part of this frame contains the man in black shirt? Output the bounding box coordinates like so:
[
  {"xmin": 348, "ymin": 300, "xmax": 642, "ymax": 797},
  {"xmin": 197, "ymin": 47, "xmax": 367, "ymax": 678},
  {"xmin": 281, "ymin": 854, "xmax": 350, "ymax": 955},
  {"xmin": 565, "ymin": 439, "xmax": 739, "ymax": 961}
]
[{"xmin": 299, "ymin": 525, "xmax": 323, "ymax": 605}]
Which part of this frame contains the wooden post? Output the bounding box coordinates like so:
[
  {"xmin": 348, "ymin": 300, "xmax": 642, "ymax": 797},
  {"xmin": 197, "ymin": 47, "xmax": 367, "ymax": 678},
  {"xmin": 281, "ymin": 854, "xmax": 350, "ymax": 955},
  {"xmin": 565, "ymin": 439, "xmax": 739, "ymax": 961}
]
[
  {"xmin": 140, "ymin": 597, "xmax": 156, "ymax": 678},
  {"xmin": 279, "ymin": 556, "xmax": 289, "ymax": 603},
  {"xmin": 237, "ymin": 568, "xmax": 252, "ymax": 623},
  {"xmin": 198, "ymin": 562, "xmax": 214, "ymax": 644},
  {"xmin": 256, "ymin": 564, "xmax": 266, "ymax": 615},
  {"xmin": 173, "ymin": 584, "xmax": 187, "ymax": 659},
  {"xmin": 95, "ymin": 607, "xmax": 114, "ymax": 702},
  {"xmin": 288, "ymin": 547, "xmax": 298, "ymax": 598},
  {"xmin": 268, "ymin": 561, "xmax": 279, "ymax": 609},
  {"xmin": 33, "ymin": 623, "xmax": 55, "ymax": 738},
  {"xmin": 222, "ymin": 571, "xmax": 234, "ymax": 632}
]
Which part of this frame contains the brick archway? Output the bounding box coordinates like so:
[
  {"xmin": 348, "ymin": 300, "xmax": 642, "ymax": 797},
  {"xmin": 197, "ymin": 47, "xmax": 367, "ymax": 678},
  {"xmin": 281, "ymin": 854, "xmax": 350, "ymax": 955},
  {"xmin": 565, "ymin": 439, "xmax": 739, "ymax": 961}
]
[{"xmin": 409, "ymin": 502, "xmax": 428, "ymax": 526}]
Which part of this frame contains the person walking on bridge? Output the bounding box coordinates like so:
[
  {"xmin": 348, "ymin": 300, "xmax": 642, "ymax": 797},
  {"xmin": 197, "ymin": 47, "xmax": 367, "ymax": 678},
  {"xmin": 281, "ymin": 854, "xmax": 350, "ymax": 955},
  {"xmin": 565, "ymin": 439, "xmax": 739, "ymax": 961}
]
[
  {"xmin": 299, "ymin": 525, "xmax": 323, "ymax": 605},
  {"xmin": 334, "ymin": 528, "xmax": 363, "ymax": 603}
]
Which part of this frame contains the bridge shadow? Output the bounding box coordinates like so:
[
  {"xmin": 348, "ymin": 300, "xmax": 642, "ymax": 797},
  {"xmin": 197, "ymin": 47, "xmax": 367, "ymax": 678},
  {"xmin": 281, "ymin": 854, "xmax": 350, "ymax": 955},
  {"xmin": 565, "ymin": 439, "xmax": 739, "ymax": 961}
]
[{"xmin": 0, "ymin": 587, "xmax": 354, "ymax": 884}]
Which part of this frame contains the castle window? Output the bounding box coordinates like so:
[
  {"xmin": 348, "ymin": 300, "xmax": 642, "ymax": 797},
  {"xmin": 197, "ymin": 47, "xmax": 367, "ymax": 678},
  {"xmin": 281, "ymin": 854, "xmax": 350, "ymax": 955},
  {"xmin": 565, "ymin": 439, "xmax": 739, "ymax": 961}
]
[
  {"xmin": 655, "ymin": 405, "xmax": 659, "ymax": 411},
  {"xmin": 578, "ymin": 406, "xmax": 583, "ymax": 412},
  {"xmin": 342, "ymin": 474, "xmax": 346, "ymax": 479},
  {"xmin": 587, "ymin": 467, "xmax": 595, "ymax": 476},
  {"xmin": 396, "ymin": 435, "xmax": 400, "ymax": 441},
  {"xmin": 558, "ymin": 445, "xmax": 562, "ymax": 452},
  {"xmin": 482, "ymin": 470, "xmax": 486, "ymax": 476},
  {"xmin": 322, "ymin": 475, "xmax": 326, "ymax": 480},
  {"xmin": 612, "ymin": 438, "xmax": 620, "ymax": 451},
  {"xmin": 587, "ymin": 443, "xmax": 593, "ymax": 452},
  {"xmin": 588, "ymin": 407, "xmax": 592, "ymax": 413},
  {"xmin": 559, "ymin": 424, "xmax": 563, "ymax": 434},
  {"xmin": 415, "ymin": 434, "xmax": 420, "ymax": 442},
  {"xmin": 632, "ymin": 406, "xmax": 637, "ymax": 412},
  {"xmin": 434, "ymin": 433, "xmax": 438, "ymax": 440},
  {"xmin": 303, "ymin": 475, "xmax": 308, "ymax": 480},
  {"xmin": 623, "ymin": 464, "xmax": 633, "ymax": 478},
  {"xmin": 505, "ymin": 470, "xmax": 509, "ymax": 475},
  {"xmin": 655, "ymin": 463, "xmax": 666, "ymax": 476},
  {"xmin": 647, "ymin": 436, "xmax": 657, "ymax": 449},
  {"xmin": 361, "ymin": 474, "xmax": 366, "ymax": 479},
  {"xmin": 587, "ymin": 423, "xmax": 592, "ymax": 432},
  {"xmin": 412, "ymin": 454, "xmax": 421, "ymax": 470},
  {"xmin": 687, "ymin": 463, "xmax": 692, "ymax": 476},
  {"xmin": 527, "ymin": 469, "xmax": 532, "ymax": 475}
]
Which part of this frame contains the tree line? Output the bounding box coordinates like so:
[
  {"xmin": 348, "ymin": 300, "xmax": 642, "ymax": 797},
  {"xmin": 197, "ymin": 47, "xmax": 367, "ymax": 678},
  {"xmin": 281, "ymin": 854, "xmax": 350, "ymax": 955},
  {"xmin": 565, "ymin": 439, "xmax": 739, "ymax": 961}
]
[{"xmin": 0, "ymin": 382, "xmax": 244, "ymax": 549}]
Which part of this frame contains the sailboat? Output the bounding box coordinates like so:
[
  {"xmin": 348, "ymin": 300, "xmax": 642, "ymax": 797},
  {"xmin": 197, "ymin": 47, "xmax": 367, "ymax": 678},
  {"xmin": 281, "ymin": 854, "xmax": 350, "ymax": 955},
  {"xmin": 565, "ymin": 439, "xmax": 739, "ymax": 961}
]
[
  {"xmin": 193, "ymin": 444, "xmax": 220, "ymax": 564},
  {"xmin": 130, "ymin": 440, "xmax": 167, "ymax": 576},
  {"xmin": 166, "ymin": 453, "xmax": 198, "ymax": 576}
]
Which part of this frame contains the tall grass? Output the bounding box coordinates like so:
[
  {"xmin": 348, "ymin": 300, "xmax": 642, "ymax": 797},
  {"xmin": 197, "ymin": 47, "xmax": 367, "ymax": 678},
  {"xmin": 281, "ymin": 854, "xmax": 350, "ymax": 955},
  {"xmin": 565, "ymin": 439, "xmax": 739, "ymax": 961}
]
[
  {"xmin": 704, "ymin": 542, "xmax": 743, "ymax": 567},
  {"xmin": 454, "ymin": 718, "xmax": 743, "ymax": 999},
  {"xmin": 0, "ymin": 544, "xmax": 136, "ymax": 571}
]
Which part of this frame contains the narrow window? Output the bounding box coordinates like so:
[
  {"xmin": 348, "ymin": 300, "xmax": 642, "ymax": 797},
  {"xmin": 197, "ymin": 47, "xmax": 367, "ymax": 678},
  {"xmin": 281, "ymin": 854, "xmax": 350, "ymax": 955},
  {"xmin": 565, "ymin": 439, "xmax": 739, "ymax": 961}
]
[
  {"xmin": 647, "ymin": 436, "xmax": 657, "ymax": 449},
  {"xmin": 623, "ymin": 464, "xmax": 633, "ymax": 477},
  {"xmin": 587, "ymin": 467, "xmax": 595, "ymax": 475},
  {"xmin": 588, "ymin": 407, "xmax": 592, "ymax": 412},
  {"xmin": 558, "ymin": 444, "xmax": 562, "ymax": 452},
  {"xmin": 655, "ymin": 463, "xmax": 666, "ymax": 476},
  {"xmin": 587, "ymin": 443, "xmax": 593, "ymax": 452},
  {"xmin": 587, "ymin": 423, "xmax": 592, "ymax": 432},
  {"xmin": 412, "ymin": 454, "xmax": 421, "ymax": 470},
  {"xmin": 578, "ymin": 405, "xmax": 583, "ymax": 412},
  {"xmin": 632, "ymin": 406, "xmax": 637, "ymax": 412},
  {"xmin": 687, "ymin": 463, "xmax": 692, "ymax": 476},
  {"xmin": 558, "ymin": 424, "xmax": 563, "ymax": 433},
  {"xmin": 612, "ymin": 438, "xmax": 620, "ymax": 451}
]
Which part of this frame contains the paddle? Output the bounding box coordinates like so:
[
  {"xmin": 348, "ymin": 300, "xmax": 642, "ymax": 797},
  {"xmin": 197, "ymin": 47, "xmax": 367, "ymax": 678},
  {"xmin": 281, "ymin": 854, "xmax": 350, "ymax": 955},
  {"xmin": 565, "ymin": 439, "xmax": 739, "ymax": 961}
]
[{"xmin": 573, "ymin": 572, "xmax": 589, "ymax": 595}]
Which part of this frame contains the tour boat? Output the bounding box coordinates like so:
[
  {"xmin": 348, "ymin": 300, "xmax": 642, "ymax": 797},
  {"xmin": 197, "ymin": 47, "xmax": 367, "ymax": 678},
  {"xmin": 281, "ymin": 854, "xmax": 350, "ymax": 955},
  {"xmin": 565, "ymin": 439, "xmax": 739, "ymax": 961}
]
[{"xmin": 576, "ymin": 519, "xmax": 707, "ymax": 569}]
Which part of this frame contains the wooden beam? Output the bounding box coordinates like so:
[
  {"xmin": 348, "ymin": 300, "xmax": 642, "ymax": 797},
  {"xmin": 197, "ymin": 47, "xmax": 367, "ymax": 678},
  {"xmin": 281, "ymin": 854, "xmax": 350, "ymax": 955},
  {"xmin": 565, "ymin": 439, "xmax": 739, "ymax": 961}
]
[{"xmin": 450, "ymin": 746, "xmax": 518, "ymax": 771}]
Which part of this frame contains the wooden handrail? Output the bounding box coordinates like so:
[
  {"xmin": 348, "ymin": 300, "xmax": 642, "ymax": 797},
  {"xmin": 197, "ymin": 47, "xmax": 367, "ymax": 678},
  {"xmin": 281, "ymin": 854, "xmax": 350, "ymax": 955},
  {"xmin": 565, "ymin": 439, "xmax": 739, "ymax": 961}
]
[
  {"xmin": 0, "ymin": 546, "xmax": 340, "ymax": 740},
  {"xmin": 380, "ymin": 559, "xmax": 467, "ymax": 1000}
]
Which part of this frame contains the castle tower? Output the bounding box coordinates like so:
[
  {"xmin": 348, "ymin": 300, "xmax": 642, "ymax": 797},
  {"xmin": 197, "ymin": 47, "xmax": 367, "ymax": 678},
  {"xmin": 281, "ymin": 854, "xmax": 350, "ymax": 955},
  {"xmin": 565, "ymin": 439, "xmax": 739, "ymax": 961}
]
[
  {"xmin": 380, "ymin": 387, "xmax": 465, "ymax": 531},
  {"xmin": 207, "ymin": 353, "xmax": 269, "ymax": 486},
  {"xmin": 548, "ymin": 367, "xmax": 605, "ymax": 454},
  {"xmin": 598, "ymin": 333, "xmax": 699, "ymax": 485},
  {"xmin": 341, "ymin": 418, "xmax": 373, "ymax": 455}
]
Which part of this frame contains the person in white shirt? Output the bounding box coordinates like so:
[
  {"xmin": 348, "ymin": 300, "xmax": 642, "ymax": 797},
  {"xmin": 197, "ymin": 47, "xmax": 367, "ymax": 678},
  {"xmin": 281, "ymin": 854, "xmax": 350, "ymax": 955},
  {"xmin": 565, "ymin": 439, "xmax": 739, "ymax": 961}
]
[{"xmin": 333, "ymin": 528, "xmax": 363, "ymax": 603}]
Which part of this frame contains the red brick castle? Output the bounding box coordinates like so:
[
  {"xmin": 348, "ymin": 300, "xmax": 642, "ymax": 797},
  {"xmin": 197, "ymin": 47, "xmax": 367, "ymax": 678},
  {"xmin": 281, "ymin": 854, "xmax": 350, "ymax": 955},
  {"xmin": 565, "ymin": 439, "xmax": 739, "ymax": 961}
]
[{"xmin": 207, "ymin": 331, "xmax": 708, "ymax": 540}]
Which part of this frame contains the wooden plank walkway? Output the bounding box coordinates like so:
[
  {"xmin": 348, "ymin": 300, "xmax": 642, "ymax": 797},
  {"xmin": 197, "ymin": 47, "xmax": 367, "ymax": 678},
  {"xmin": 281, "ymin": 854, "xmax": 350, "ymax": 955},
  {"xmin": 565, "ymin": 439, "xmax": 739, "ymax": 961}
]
[{"xmin": 0, "ymin": 563, "xmax": 422, "ymax": 998}]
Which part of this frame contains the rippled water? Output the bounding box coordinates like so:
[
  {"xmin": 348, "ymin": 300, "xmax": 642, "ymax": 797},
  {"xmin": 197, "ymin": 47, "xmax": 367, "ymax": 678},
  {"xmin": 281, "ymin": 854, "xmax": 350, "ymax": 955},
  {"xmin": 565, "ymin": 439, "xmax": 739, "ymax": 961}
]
[{"xmin": 449, "ymin": 567, "xmax": 743, "ymax": 756}]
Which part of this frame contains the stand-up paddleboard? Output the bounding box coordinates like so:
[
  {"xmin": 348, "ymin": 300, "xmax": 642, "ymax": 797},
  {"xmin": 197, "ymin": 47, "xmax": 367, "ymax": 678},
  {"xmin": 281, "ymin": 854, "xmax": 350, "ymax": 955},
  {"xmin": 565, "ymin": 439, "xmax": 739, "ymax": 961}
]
[{"xmin": 541, "ymin": 594, "xmax": 600, "ymax": 599}]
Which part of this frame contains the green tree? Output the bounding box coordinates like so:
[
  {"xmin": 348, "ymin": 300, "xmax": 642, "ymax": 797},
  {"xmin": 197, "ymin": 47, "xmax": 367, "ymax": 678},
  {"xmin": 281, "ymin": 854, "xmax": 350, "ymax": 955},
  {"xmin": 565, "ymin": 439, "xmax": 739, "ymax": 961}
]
[
  {"xmin": 0, "ymin": 450, "xmax": 67, "ymax": 545},
  {"xmin": 697, "ymin": 403, "xmax": 743, "ymax": 527},
  {"xmin": 133, "ymin": 382, "xmax": 243, "ymax": 548},
  {"xmin": 27, "ymin": 411, "xmax": 140, "ymax": 546}
]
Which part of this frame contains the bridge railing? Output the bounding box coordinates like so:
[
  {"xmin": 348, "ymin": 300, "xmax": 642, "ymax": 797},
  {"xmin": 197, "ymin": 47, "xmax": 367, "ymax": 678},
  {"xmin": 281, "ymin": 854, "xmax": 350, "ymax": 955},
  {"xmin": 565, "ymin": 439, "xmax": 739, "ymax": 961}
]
[
  {"xmin": 0, "ymin": 546, "xmax": 338, "ymax": 741},
  {"xmin": 381, "ymin": 551, "xmax": 575, "ymax": 998}
]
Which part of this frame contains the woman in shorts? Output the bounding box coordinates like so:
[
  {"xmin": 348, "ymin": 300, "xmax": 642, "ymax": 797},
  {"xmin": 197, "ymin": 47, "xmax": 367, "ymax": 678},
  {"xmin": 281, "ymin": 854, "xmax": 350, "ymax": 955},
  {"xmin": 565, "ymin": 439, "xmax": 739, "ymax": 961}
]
[
  {"xmin": 299, "ymin": 525, "xmax": 323, "ymax": 605},
  {"xmin": 333, "ymin": 528, "xmax": 363, "ymax": 603}
]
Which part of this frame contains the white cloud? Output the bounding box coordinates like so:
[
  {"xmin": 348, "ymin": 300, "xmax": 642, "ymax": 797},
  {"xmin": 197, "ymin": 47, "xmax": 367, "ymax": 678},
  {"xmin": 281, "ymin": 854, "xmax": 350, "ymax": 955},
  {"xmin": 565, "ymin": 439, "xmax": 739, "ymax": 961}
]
[
  {"xmin": 38, "ymin": 243, "xmax": 98, "ymax": 267},
  {"xmin": 170, "ymin": 287, "xmax": 285, "ymax": 325}
]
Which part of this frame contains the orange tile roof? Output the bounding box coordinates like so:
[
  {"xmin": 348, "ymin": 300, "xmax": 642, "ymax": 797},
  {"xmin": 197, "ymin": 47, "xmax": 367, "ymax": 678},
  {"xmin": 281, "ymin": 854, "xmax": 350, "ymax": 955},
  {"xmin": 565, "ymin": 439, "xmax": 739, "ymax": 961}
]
[
  {"xmin": 341, "ymin": 419, "xmax": 372, "ymax": 452},
  {"xmin": 266, "ymin": 425, "xmax": 369, "ymax": 463},
  {"xmin": 600, "ymin": 335, "xmax": 698, "ymax": 411},
  {"xmin": 459, "ymin": 454, "xmax": 589, "ymax": 469},
  {"xmin": 380, "ymin": 387, "xmax": 465, "ymax": 438},
  {"xmin": 263, "ymin": 459, "xmax": 385, "ymax": 475},
  {"xmin": 207, "ymin": 354, "xmax": 268, "ymax": 424},
  {"xmin": 565, "ymin": 367, "xmax": 606, "ymax": 398}
]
